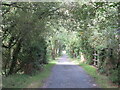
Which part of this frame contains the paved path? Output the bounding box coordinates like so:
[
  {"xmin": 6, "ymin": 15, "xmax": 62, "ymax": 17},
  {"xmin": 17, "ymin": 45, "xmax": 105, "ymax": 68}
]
[{"xmin": 43, "ymin": 55, "xmax": 99, "ymax": 88}]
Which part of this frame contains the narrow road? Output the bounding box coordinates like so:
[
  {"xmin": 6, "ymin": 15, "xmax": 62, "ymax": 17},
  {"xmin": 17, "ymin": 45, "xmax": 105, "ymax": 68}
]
[{"xmin": 43, "ymin": 55, "xmax": 99, "ymax": 88}]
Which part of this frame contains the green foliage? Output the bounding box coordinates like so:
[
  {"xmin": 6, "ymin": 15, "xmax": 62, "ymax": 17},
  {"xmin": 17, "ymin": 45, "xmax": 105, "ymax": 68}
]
[
  {"xmin": 3, "ymin": 74, "xmax": 29, "ymax": 88},
  {"xmin": 2, "ymin": 61, "xmax": 56, "ymax": 88},
  {"xmin": 65, "ymin": 2, "xmax": 119, "ymax": 85},
  {"xmin": 2, "ymin": 2, "xmax": 60, "ymax": 75},
  {"xmin": 79, "ymin": 62, "xmax": 117, "ymax": 88},
  {"xmin": 2, "ymin": 1, "xmax": 119, "ymax": 86},
  {"xmin": 109, "ymin": 69, "xmax": 119, "ymax": 84}
]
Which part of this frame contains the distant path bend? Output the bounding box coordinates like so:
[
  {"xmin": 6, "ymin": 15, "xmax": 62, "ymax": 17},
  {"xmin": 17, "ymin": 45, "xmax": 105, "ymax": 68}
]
[{"xmin": 43, "ymin": 54, "xmax": 99, "ymax": 88}]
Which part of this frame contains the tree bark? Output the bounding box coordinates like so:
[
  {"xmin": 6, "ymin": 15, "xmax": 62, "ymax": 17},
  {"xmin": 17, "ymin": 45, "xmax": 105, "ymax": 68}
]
[{"xmin": 7, "ymin": 38, "xmax": 22, "ymax": 75}]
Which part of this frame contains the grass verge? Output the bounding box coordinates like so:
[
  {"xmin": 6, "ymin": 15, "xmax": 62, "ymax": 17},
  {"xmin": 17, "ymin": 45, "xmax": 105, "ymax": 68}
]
[
  {"xmin": 2, "ymin": 60, "xmax": 56, "ymax": 88},
  {"xmin": 70, "ymin": 58, "xmax": 118, "ymax": 88}
]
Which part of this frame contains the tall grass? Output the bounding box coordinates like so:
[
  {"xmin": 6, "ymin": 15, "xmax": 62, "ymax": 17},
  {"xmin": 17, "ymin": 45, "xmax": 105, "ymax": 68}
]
[{"xmin": 2, "ymin": 60, "xmax": 56, "ymax": 88}]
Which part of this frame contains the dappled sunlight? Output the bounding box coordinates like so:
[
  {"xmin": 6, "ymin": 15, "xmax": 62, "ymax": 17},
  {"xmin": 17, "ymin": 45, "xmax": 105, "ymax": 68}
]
[
  {"xmin": 56, "ymin": 54, "xmax": 77, "ymax": 65},
  {"xmin": 2, "ymin": 1, "xmax": 119, "ymax": 88},
  {"xmin": 57, "ymin": 60, "xmax": 76, "ymax": 65}
]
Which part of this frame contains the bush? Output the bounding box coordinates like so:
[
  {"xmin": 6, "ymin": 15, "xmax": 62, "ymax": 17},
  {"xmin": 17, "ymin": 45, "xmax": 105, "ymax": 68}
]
[
  {"xmin": 98, "ymin": 67, "xmax": 106, "ymax": 74},
  {"xmin": 109, "ymin": 69, "xmax": 119, "ymax": 84}
]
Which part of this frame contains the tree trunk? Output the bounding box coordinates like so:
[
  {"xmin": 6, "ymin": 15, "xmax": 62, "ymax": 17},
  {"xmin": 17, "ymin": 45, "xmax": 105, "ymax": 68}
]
[
  {"xmin": 51, "ymin": 48, "xmax": 55, "ymax": 60},
  {"xmin": 7, "ymin": 38, "xmax": 22, "ymax": 75}
]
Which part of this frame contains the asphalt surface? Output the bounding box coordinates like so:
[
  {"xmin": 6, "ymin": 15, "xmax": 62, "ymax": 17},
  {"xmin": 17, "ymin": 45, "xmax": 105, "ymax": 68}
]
[{"xmin": 43, "ymin": 55, "xmax": 99, "ymax": 88}]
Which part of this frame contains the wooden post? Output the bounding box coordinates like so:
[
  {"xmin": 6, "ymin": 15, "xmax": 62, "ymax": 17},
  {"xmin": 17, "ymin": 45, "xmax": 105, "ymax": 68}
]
[{"xmin": 97, "ymin": 50, "xmax": 100, "ymax": 68}]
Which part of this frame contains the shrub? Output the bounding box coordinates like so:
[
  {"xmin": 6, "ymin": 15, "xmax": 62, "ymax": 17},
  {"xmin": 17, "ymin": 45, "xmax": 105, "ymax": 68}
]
[{"xmin": 109, "ymin": 69, "xmax": 119, "ymax": 84}]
